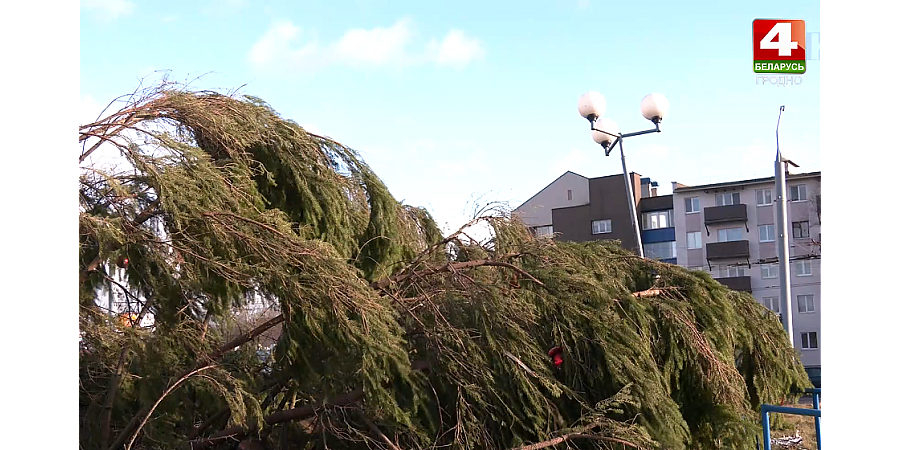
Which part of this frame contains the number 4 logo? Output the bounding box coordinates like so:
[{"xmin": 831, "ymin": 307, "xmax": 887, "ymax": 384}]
[
  {"xmin": 753, "ymin": 19, "xmax": 806, "ymax": 74},
  {"xmin": 761, "ymin": 23, "xmax": 798, "ymax": 56}
]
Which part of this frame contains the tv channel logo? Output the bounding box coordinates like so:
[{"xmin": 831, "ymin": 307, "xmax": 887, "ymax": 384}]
[{"xmin": 753, "ymin": 19, "xmax": 806, "ymax": 74}]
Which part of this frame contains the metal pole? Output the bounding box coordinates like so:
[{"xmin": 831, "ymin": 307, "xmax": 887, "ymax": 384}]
[
  {"xmin": 618, "ymin": 138, "xmax": 644, "ymax": 258},
  {"xmin": 775, "ymin": 107, "xmax": 794, "ymax": 346},
  {"xmin": 108, "ymin": 264, "xmax": 115, "ymax": 314},
  {"xmin": 813, "ymin": 393, "xmax": 821, "ymax": 450},
  {"xmin": 761, "ymin": 408, "xmax": 772, "ymax": 450}
]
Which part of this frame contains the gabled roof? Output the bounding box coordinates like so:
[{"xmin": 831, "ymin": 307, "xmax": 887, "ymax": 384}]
[{"xmin": 513, "ymin": 171, "xmax": 587, "ymax": 211}]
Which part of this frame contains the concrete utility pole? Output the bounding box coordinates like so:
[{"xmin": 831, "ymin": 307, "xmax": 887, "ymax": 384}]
[
  {"xmin": 617, "ymin": 142, "xmax": 644, "ymax": 258},
  {"xmin": 774, "ymin": 106, "xmax": 795, "ymax": 347}
]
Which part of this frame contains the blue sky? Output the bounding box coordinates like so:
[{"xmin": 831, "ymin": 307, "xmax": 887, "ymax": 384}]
[{"xmin": 80, "ymin": 0, "xmax": 820, "ymax": 232}]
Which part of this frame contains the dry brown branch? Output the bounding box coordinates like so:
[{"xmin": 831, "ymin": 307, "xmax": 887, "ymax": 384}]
[
  {"xmin": 108, "ymin": 314, "xmax": 286, "ymax": 450},
  {"xmin": 183, "ymin": 360, "xmax": 431, "ymax": 449},
  {"xmin": 503, "ymin": 351, "xmax": 537, "ymax": 378},
  {"xmin": 373, "ymin": 255, "xmax": 542, "ymax": 291},
  {"xmin": 209, "ymin": 315, "xmax": 285, "ymax": 360},
  {"xmin": 392, "ymin": 216, "xmax": 494, "ymax": 278},
  {"xmin": 79, "ymin": 131, "xmax": 132, "ymax": 160},
  {"xmin": 201, "ymin": 211, "xmax": 296, "ymax": 243},
  {"xmin": 632, "ymin": 288, "xmax": 662, "ymax": 298},
  {"xmin": 508, "ymin": 433, "xmax": 643, "ymax": 450},
  {"xmin": 125, "ymin": 365, "xmax": 217, "ymax": 450},
  {"xmin": 359, "ymin": 413, "xmax": 404, "ymax": 450}
]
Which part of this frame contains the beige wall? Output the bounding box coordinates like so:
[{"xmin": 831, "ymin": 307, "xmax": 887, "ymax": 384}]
[{"xmin": 514, "ymin": 172, "xmax": 590, "ymax": 227}]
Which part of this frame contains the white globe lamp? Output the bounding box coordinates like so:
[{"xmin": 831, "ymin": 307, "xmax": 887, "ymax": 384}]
[
  {"xmin": 591, "ymin": 118, "xmax": 619, "ymax": 147},
  {"xmin": 578, "ymin": 91, "xmax": 606, "ymax": 121},
  {"xmin": 640, "ymin": 93, "xmax": 669, "ymax": 124}
]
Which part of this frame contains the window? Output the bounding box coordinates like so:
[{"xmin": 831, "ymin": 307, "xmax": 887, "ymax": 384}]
[
  {"xmin": 592, "ymin": 219, "xmax": 611, "ymax": 234},
  {"xmin": 801, "ymin": 332, "xmax": 819, "ymax": 350},
  {"xmin": 760, "ymin": 264, "xmax": 778, "ymax": 279},
  {"xmin": 687, "ymin": 231, "xmax": 702, "ymax": 249},
  {"xmin": 790, "ymin": 184, "xmax": 807, "ymax": 202},
  {"xmin": 567, "ymin": 189, "xmax": 573, "ymax": 201},
  {"xmin": 689, "ymin": 266, "xmax": 705, "ymax": 272},
  {"xmin": 796, "ymin": 260, "xmax": 812, "ymax": 277},
  {"xmin": 642, "ymin": 210, "xmax": 673, "ymax": 230},
  {"xmin": 756, "ymin": 189, "xmax": 773, "ymax": 206},
  {"xmin": 797, "ymin": 294, "xmax": 815, "ymax": 313},
  {"xmin": 719, "ymin": 265, "xmax": 745, "ymax": 277},
  {"xmin": 759, "ymin": 224, "xmax": 776, "ymax": 242},
  {"xmin": 644, "ymin": 241, "xmax": 676, "ymax": 260},
  {"xmin": 717, "ymin": 227, "xmax": 743, "ymax": 242},
  {"xmin": 685, "ymin": 196, "xmax": 700, "ymax": 214},
  {"xmin": 763, "ymin": 297, "xmax": 780, "ymax": 313},
  {"xmin": 792, "ymin": 221, "xmax": 810, "ymax": 239},
  {"xmin": 534, "ymin": 226, "xmax": 553, "ymax": 238},
  {"xmin": 715, "ymin": 192, "xmax": 740, "ymax": 206}
]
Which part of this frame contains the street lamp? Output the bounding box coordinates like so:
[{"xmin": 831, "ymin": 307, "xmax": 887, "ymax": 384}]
[{"xmin": 577, "ymin": 91, "xmax": 670, "ymax": 258}]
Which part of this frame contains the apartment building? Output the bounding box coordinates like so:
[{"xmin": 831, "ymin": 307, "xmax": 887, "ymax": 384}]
[
  {"xmin": 513, "ymin": 171, "xmax": 591, "ymax": 238},
  {"xmin": 514, "ymin": 171, "xmax": 673, "ymax": 259},
  {"xmin": 672, "ymin": 171, "xmax": 821, "ymax": 367},
  {"xmin": 639, "ymin": 191, "xmax": 677, "ymax": 264}
]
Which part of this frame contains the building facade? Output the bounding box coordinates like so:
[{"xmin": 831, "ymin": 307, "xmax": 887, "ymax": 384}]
[
  {"xmin": 639, "ymin": 193, "xmax": 677, "ymax": 264},
  {"xmin": 672, "ymin": 171, "xmax": 821, "ymax": 367},
  {"xmin": 514, "ymin": 171, "xmax": 673, "ymax": 259},
  {"xmin": 515, "ymin": 169, "xmax": 822, "ymax": 372},
  {"xmin": 514, "ymin": 171, "xmax": 590, "ymax": 238}
]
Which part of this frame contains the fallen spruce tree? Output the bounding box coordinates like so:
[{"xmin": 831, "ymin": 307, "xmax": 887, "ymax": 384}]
[{"xmin": 78, "ymin": 83, "xmax": 810, "ymax": 450}]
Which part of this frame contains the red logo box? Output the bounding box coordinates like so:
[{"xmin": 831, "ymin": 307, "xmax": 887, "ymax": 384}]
[{"xmin": 753, "ymin": 19, "xmax": 806, "ymax": 73}]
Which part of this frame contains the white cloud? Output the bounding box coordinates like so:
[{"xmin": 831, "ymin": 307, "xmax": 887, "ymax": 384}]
[
  {"xmin": 248, "ymin": 19, "xmax": 483, "ymax": 73},
  {"xmin": 428, "ymin": 30, "xmax": 485, "ymax": 68},
  {"xmin": 333, "ymin": 19, "xmax": 414, "ymax": 66},
  {"xmin": 248, "ymin": 21, "xmax": 300, "ymax": 66},
  {"xmin": 81, "ymin": 0, "xmax": 135, "ymax": 19}
]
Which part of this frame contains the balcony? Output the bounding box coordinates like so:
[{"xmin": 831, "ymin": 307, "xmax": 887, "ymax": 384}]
[
  {"xmin": 706, "ymin": 240, "xmax": 751, "ymax": 269},
  {"xmin": 706, "ymin": 240, "xmax": 750, "ymax": 259},
  {"xmin": 715, "ymin": 275, "xmax": 752, "ymax": 292},
  {"xmin": 703, "ymin": 204, "xmax": 748, "ymax": 235}
]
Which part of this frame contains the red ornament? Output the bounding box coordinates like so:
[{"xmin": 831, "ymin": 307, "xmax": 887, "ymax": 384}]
[
  {"xmin": 548, "ymin": 346, "xmax": 563, "ymax": 367},
  {"xmin": 116, "ymin": 255, "xmax": 130, "ymax": 268}
]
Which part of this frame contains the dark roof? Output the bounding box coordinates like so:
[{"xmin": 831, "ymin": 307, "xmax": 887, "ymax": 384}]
[
  {"xmin": 673, "ymin": 171, "xmax": 821, "ymax": 193},
  {"xmin": 513, "ymin": 171, "xmax": 645, "ymax": 211},
  {"xmin": 591, "ymin": 171, "xmax": 642, "ymax": 181},
  {"xmin": 639, "ymin": 194, "xmax": 674, "ymax": 212}
]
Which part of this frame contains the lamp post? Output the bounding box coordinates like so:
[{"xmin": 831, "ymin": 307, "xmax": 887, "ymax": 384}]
[
  {"xmin": 577, "ymin": 92, "xmax": 670, "ymax": 258},
  {"xmin": 774, "ymin": 105, "xmax": 798, "ymax": 346}
]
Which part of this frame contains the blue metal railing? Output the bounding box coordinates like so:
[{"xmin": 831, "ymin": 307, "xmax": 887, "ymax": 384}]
[{"xmin": 760, "ymin": 388, "xmax": 821, "ymax": 450}]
